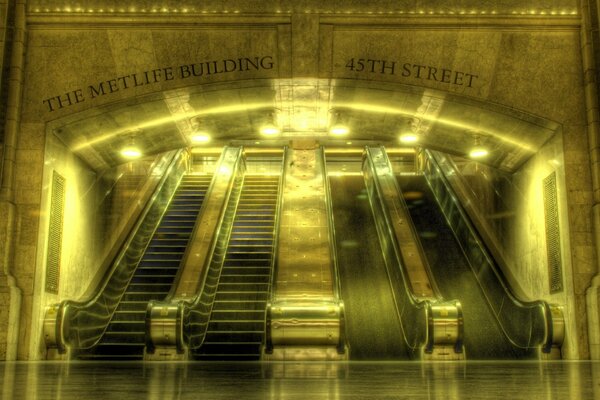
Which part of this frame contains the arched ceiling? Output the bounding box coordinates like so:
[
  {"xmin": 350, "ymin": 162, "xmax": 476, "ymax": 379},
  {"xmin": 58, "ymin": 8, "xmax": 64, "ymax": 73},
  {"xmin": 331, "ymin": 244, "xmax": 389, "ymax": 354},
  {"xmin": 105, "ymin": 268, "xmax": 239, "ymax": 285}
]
[{"xmin": 48, "ymin": 78, "xmax": 559, "ymax": 172}]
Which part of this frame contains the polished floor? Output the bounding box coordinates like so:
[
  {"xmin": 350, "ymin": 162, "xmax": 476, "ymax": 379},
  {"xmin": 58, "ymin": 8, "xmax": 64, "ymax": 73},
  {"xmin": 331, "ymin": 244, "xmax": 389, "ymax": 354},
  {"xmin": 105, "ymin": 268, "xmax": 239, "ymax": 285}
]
[{"xmin": 2, "ymin": 361, "xmax": 599, "ymax": 399}]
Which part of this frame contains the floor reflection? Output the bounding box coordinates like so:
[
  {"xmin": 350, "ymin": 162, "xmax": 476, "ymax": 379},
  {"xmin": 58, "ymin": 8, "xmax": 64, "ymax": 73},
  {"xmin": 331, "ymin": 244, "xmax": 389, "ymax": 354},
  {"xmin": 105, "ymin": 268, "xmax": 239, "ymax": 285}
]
[{"xmin": 1, "ymin": 361, "xmax": 599, "ymax": 400}]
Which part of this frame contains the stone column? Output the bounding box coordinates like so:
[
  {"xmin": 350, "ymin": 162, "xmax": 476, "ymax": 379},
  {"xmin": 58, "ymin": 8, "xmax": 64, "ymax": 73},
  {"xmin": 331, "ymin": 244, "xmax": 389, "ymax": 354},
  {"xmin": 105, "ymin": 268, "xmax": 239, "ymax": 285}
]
[
  {"xmin": 581, "ymin": 0, "xmax": 600, "ymax": 360},
  {"xmin": 0, "ymin": 0, "xmax": 25, "ymax": 361}
]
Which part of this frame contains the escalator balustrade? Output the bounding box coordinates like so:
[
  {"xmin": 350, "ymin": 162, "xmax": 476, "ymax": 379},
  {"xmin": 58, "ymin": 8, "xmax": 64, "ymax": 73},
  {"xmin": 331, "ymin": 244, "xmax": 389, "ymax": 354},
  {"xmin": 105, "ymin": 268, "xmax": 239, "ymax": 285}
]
[
  {"xmin": 79, "ymin": 174, "xmax": 212, "ymax": 359},
  {"xmin": 195, "ymin": 175, "xmax": 279, "ymax": 360}
]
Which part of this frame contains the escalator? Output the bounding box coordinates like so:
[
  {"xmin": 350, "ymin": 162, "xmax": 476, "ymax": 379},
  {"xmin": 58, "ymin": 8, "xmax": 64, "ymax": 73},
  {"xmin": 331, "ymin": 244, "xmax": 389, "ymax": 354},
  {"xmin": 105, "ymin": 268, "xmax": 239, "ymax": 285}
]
[
  {"xmin": 79, "ymin": 174, "xmax": 212, "ymax": 359},
  {"xmin": 397, "ymin": 174, "xmax": 544, "ymax": 359},
  {"xmin": 329, "ymin": 174, "xmax": 410, "ymax": 360},
  {"xmin": 195, "ymin": 174, "xmax": 280, "ymax": 360}
]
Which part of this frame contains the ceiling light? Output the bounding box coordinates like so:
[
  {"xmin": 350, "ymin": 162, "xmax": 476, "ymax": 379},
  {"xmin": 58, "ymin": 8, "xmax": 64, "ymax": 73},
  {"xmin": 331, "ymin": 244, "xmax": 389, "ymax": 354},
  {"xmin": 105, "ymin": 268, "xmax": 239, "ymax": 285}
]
[
  {"xmin": 469, "ymin": 134, "xmax": 488, "ymax": 158},
  {"xmin": 260, "ymin": 111, "xmax": 281, "ymax": 136},
  {"xmin": 399, "ymin": 133, "xmax": 419, "ymax": 143},
  {"xmin": 469, "ymin": 148, "xmax": 489, "ymax": 158},
  {"xmin": 330, "ymin": 125, "xmax": 349, "ymax": 135},
  {"xmin": 191, "ymin": 134, "xmax": 211, "ymax": 143},
  {"xmin": 121, "ymin": 146, "xmax": 142, "ymax": 159},
  {"xmin": 329, "ymin": 110, "xmax": 349, "ymax": 136},
  {"xmin": 260, "ymin": 124, "xmax": 280, "ymax": 136},
  {"xmin": 120, "ymin": 134, "xmax": 142, "ymax": 159}
]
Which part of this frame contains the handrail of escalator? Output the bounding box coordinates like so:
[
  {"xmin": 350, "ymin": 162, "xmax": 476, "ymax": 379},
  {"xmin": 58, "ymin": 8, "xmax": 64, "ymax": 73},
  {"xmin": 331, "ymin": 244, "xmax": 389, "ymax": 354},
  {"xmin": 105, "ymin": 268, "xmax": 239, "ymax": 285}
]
[
  {"xmin": 422, "ymin": 149, "xmax": 564, "ymax": 354},
  {"xmin": 264, "ymin": 147, "xmax": 288, "ymax": 349},
  {"xmin": 176, "ymin": 147, "xmax": 246, "ymax": 353},
  {"xmin": 43, "ymin": 149, "xmax": 189, "ymax": 355},
  {"xmin": 269, "ymin": 147, "xmax": 288, "ymax": 296},
  {"xmin": 362, "ymin": 146, "xmax": 433, "ymax": 357},
  {"xmin": 322, "ymin": 149, "xmax": 347, "ymax": 353},
  {"xmin": 322, "ymin": 150, "xmax": 342, "ymax": 300}
]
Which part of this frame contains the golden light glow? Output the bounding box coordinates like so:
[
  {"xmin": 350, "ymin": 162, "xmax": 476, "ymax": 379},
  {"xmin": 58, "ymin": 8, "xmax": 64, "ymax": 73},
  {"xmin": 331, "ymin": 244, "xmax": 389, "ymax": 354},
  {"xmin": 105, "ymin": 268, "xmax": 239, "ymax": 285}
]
[
  {"xmin": 260, "ymin": 124, "xmax": 280, "ymax": 136},
  {"xmin": 120, "ymin": 147, "xmax": 142, "ymax": 159},
  {"xmin": 191, "ymin": 134, "xmax": 211, "ymax": 143},
  {"xmin": 399, "ymin": 133, "xmax": 418, "ymax": 143},
  {"xmin": 469, "ymin": 148, "xmax": 489, "ymax": 158},
  {"xmin": 330, "ymin": 125, "xmax": 349, "ymax": 135}
]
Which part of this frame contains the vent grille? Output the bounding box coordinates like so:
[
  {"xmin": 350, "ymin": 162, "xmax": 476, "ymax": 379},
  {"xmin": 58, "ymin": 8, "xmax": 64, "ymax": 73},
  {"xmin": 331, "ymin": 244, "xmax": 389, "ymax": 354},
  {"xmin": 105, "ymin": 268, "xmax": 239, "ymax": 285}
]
[
  {"xmin": 543, "ymin": 172, "xmax": 563, "ymax": 294},
  {"xmin": 45, "ymin": 171, "xmax": 65, "ymax": 294}
]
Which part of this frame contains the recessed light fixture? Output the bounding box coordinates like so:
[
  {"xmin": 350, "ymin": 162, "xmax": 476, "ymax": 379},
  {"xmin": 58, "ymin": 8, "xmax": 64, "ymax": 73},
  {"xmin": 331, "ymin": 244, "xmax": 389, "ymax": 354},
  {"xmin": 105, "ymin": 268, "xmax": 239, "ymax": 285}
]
[
  {"xmin": 120, "ymin": 134, "xmax": 142, "ymax": 159},
  {"xmin": 329, "ymin": 111, "xmax": 349, "ymax": 135},
  {"xmin": 399, "ymin": 133, "xmax": 418, "ymax": 143},
  {"xmin": 469, "ymin": 148, "xmax": 489, "ymax": 158},
  {"xmin": 469, "ymin": 134, "xmax": 488, "ymax": 158},
  {"xmin": 260, "ymin": 111, "xmax": 281, "ymax": 136},
  {"xmin": 191, "ymin": 133, "xmax": 211, "ymax": 143},
  {"xmin": 260, "ymin": 124, "xmax": 280, "ymax": 136},
  {"xmin": 120, "ymin": 146, "xmax": 142, "ymax": 159}
]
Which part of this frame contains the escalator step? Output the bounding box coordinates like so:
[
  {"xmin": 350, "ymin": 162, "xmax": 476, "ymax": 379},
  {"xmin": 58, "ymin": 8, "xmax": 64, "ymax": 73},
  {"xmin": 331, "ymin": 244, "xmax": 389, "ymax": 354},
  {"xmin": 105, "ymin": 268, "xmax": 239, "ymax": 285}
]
[
  {"xmin": 212, "ymin": 300, "xmax": 266, "ymax": 310},
  {"xmin": 217, "ymin": 283, "xmax": 269, "ymax": 291},
  {"xmin": 121, "ymin": 292, "xmax": 169, "ymax": 301},
  {"xmin": 102, "ymin": 331, "xmax": 145, "ymax": 343},
  {"xmin": 221, "ymin": 266, "xmax": 271, "ymax": 275},
  {"xmin": 131, "ymin": 275, "xmax": 178, "ymax": 283},
  {"xmin": 128, "ymin": 283, "xmax": 173, "ymax": 291},
  {"xmin": 219, "ymin": 275, "xmax": 270, "ymax": 284},
  {"xmin": 106, "ymin": 321, "xmax": 146, "ymax": 332},
  {"xmin": 112, "ymin": 311, "xmax": 146, "ymax": 321},
  {"xmin": 228, "ymin": 239, "xmax": 273, "ymax": 246},
  {"xmin": 215, "ymin": 291, "xmax": 268, "ymax": 301},
  {"xmin": 208, "ymin": 320, "xmax": 264, "ymax": 331},
  {"xmin": 138, "ymin": 260, "xmax": 179, "ymax": 269},
  {"xmin": 210, "ymin": 310, "xmax": 264, "ymax": 320},
  {"xmin": 225, "ymin": 252, "xmax": 272, "ymax": 259},
  {"xmin": 116, "ymin": 301, "xmax": 148, "ymax": 311},
  {"xmin": 204, "ymin": 331, "xmax": 263, "ymax": 342},
  {"xmin": 223, "ymin": 259, "xmax": 271, "ymax": 267}
]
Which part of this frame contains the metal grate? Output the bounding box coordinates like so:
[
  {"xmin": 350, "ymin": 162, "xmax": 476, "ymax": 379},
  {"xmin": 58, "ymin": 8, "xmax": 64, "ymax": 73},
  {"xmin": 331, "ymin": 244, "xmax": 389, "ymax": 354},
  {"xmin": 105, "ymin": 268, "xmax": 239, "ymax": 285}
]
[
  {"xmin": 45, "ymin": 171, "xmax": 65, "ymax": 294},
  {"xmin": 543, "ymin": 172, "xmax": 563, "ymax": 293}
]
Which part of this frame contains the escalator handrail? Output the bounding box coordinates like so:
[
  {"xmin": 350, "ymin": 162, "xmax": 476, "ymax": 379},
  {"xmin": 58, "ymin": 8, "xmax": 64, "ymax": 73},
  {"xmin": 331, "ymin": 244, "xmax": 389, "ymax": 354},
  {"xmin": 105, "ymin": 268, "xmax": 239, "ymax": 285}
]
[
  {"xmin": 177, "ymin": 147, "xmax": 247, "ymax": 351},
  {"xmin": 160, "ymin": 153, "xmax": 226, "ymax": 301},
  {"xmin": 322, "ymin": 148, "xmax": 343, "ymax": 301},
  {"xmin": 362, "ymin": 146, "xmax": 432, "ymax": 354},
  {"xmin": 53, "ymin": 148, "xmax": 188, "ymax": 351},
  {"xmin": 267, "ymin": 146, "xmax": 288, "ymax": 301},
  {"xmin": 363, "ymin": 146, "xmax": 435, "ymax": 305},
  {"xmin": 422, "ymin": 149, "xmax": 555, "ymax": 350}
]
